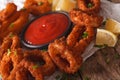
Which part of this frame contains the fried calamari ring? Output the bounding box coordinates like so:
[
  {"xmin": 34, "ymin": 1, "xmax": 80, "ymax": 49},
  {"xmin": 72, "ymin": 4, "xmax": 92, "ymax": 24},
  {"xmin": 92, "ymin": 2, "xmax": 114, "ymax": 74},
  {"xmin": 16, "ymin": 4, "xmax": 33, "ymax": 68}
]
[
  {"xmin": 24, "ymin": 0, "xmax": 51, "ymax": 15},
  {"xmin": 48, "ymin": 37, "xmax": 82, "ymax": 74},
  {"xmin": 23, "ymin": 50, "xmax": 56, "ymax": 76},
  {"xmin": 0, "ymin": 3, "xmax": 29, "ymax": 40},
  {"xmin": 66, "ymin": 25, "xmax": 85, "ymax": 47},
  {"xmin": 7, "ymin": 59, "xmax": 43, "ymax": 80},
  {"xmin": 7, "ymin": 10, "xmax": 29, "ymax": 34},
  {"xmin": 0, "ymin": 3, "xmax": 17, "ymax": 22},
  {"xmin": 77, "ymin": 0, "xmax": 100, "ymax": 14},
  {"xmin": 69, "ymin": 9, "xmax": 103, "ymax": 27},
  {"xmin": 73, "ymin": 26, "xmax": 96, "ymax": 53},
  {"xmin": 0, "ymin": 34, "xmax": 20, "ymax": 60},
  {"xmin": 48, "ymin": 25, "xmax": 96, "ymax": 74},
  {"xmin": 67, "ymin": 25, "xmax": 96, "ymax": 49},
  {"xmin": 8, "ymin": 50, "xmax": 55, "ymax": 80},
  {"xmin": 0, "ymin": 48, "xmax": 24, "ymax": 80},
  {"xmin": 0, "ymin": 11, "xmax": 20, "ymax": 35},
  {"xmin": 0, "ymin": 10, "xmax": 29, "ymax": 40},
  {"xmin": 16, "ymin": 68, "xmax": 34, "ymax": 80},
  {"xmin": 0, "ymin": 34, "xmax": 21, "ymax": 80}
]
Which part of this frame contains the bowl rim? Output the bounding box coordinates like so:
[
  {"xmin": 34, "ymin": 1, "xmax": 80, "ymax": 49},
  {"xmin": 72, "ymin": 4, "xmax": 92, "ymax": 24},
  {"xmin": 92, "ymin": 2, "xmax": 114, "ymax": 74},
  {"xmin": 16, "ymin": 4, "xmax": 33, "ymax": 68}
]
[{"xmin": 20, "ymin": 11, "xmax": 73, "ymax": 49}]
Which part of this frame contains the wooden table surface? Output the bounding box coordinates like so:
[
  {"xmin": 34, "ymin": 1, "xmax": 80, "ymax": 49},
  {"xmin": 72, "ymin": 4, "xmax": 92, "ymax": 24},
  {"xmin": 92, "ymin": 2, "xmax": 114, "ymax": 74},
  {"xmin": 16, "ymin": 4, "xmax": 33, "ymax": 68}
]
[
  {"xmin": 111, "ymin": 0, "xmax": 120, "ymax": 2},
  {"xmin": 81, "ymin": 42, "xmax": 120, "ymax": 80}
]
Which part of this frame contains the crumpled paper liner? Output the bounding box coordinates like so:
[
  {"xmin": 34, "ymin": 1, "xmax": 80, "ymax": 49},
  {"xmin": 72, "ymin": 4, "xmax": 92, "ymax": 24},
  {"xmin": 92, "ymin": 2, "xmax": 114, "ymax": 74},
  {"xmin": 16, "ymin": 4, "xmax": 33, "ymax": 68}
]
[{"xmin": 100, "ymin": 0, "xmax": 120, "ymax": 22}]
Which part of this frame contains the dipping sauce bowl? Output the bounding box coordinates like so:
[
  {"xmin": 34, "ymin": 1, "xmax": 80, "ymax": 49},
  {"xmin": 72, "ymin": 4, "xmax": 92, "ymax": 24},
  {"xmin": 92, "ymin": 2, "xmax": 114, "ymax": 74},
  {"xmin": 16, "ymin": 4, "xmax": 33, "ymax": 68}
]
[{"xmin": 21, "ymin": 11, "xmax": 72, "ymax": 49}]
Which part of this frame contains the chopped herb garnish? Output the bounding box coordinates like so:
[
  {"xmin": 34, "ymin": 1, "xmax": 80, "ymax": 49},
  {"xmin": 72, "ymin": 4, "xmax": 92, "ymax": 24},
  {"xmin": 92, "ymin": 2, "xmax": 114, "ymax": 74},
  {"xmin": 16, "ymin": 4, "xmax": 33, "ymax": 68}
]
[
  {"xmin": 84, "ymin": 76, "xmax": 90, "ymax": 80},
  {"xmin": 87, "ymin": 3, "xmax": 93, "ymax": 8},
  {"xmin": 74, "ymin": 72, "xmax": 79, "ymax": 77},
  {"xmin": 14, "ymin": 50, "xmax": 17, "ymax": 56},
  {"xmin": 106, "ymin": 58, "xmax": 110, "ymax": 64},
  {"xmin": 41, "ymin": 49, "xmax": 47, "ymax": 52},
  {"xmin": 9, "ymin": 23, "xmax": 14, "ymax": 28},
  {"xmin": 79, "ymin": 66, "xmax": 84, "ymax": 72},
  {"xmin": 82, "ymin": 32, "xmax": 88, "ymax": 38},
  {"xmin": 9, "ymin": 33, "xmax": 14, "ymax": 38},
  {"xmin": 7, "ymin": 49, "xmax": 11, "ymax": 56},
  {"xmin": 38, "ymin": 2, "xmax": 44, "ymax": 6},
  {"xmin": 94, "ymin": 44, "xmax": 108, "ymax": 48},
  {"xmin": 61, "ymin": 73, "xmax": 68, "ymax": 80},
  {"xmin": 55, "ymin": 75, "xmax": 61, "ymax": 80},
  {"xmin": 102, "ymin": 20, "xmax": 106, "ymax": 25},
  {"xmin": 114, "ymin": 54, "xmax": 120, "ymax": 59},
  {"xmin": 32, "ymin": 64, "xmax": 39, "ymax": 69},
  {"xmin": 20, "ymin": 7, "xmax": 26, "ymax": 11},
  {"xmin": 32, "ymin": 62, "xmax": 45, "ymax": 69}
]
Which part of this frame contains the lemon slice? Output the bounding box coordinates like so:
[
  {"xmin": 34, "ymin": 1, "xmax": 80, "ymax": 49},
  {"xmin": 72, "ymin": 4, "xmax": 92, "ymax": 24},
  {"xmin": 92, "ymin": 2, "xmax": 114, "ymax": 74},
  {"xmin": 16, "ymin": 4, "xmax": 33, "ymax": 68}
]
[
  {"xmin": 54, "ymin": 0, "xmax": 77, "ymax": 12},
  {"xmin": 105, "ymin": 18, "xmax": 120, "ymax": 34},
  {"xmin": 52, "ymin": 0, "xmax": 59, "ymax": 11},
  {"xmin": 96, "ymin": 29, "xmax": 118, "ymax": 47}
]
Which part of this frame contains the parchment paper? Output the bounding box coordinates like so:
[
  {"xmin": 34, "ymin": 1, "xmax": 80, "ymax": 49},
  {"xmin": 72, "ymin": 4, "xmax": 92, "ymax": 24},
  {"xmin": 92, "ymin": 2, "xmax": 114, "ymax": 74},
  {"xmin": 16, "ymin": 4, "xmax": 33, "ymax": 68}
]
[
  {"xmin": 0, "ymin": 0, "xmax": 120, "ymax": 80},
  {"xmin": 100, "ymin": 0, "xmax": 120, "ymax": 22}
]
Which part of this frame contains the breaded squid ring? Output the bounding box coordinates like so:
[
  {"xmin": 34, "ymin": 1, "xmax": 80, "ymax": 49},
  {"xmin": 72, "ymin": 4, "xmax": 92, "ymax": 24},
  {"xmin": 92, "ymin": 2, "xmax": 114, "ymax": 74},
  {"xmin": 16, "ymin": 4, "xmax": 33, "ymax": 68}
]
[
  {"xmin": 0, "ymin": 33, "xmax": 24, "ymax": 80},
  {"xmin": 73, "ymin": 26, "xmax": 96, "ymax": 53},
  {"xmin": 7, "ymin": 10, "xmax": 29, "ymax": 34},
  {"xmin": 48, "ymin": 25, "xmax": 96, "ymax": 73},
  {"xmin": 48, "ymin": 37, "xmax": 82, "ymax": 74},
  {"xmin": 0, "ymin": 48, "xmax": 24, "ymax": 80},
  {"xmin": 66, "ymin": 25, "xmax": 85, "ymax": 47},
  {"xmin": 77, "ymin": 0, "xmax": 100, "ymax": 14},
  {"xmin": 0, "ymin": 3, "xmax": 17, "ymax": 22},
  {"xmin": 67, "ymin": 25, "xmax": 96, "ymax": 49},
  {"xmin": 17, "ymin": 68, "xmax": 39, "ymax": 80},
  {"xmin": 69, "ymin": 9, "xmax": 103, "ymax": 27},
  {"xmin": 24, "ymin": 0, "xmax": 51, "ymax": 15},
  {"xmin": 23, "ymin": 50, "xmax": 56, "ymax": 76},
  {"xmin": 0, "ymin": 11, "xmax": 20, "ymax": 34},
  {"xmin": 7, "ymin": 59, "xmax": 43, "ymax": 80},
  {"xmin": 16, "ymin": 68, "xmax": 33, "ymax": 80},
  {"xmin": 0, "ymin": 10, "xmax": 29, "ymax": 40},
  {"xmin": 8, "ymin": 50, "xmax": 55, "ymax": 80},
  {"xmin": 0, "ymin": 34, "xmax": 20, "ymax": 61}
]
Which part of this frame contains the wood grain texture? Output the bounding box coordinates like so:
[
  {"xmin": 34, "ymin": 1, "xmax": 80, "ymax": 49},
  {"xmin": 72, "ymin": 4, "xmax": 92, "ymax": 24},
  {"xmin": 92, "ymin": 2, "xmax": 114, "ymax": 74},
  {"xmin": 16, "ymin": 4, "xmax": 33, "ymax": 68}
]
[
  {"xmin": 81, "ymin": 36, "xmax": 120, "ymax": 80},
  {"xmin": 112, "ymin": 0, "xmax": 120, "ymax": 3}
]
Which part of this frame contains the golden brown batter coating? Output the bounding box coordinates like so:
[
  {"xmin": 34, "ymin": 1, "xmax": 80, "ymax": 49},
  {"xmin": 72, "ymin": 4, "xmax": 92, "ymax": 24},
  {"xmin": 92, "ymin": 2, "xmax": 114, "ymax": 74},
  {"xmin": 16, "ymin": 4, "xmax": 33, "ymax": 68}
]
[
  {"xmin": 24, "ymin": 0, "xmax": 51, "ymax": 15},
  {"xmin": 69, "ymin": 9, "xmax": 103, "ymax": 27},
  {"xmin": 77, "ymin": 0, "xmax": 100, "ymax": 14}
]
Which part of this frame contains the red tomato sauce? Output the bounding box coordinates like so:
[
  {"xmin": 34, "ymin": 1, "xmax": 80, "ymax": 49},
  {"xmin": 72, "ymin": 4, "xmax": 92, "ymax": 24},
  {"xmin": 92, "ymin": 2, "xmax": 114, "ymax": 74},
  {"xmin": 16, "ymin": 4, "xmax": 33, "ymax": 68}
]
[{"xmin": 25, "ymin": 13, "xmax": 69, "ymax": 45}]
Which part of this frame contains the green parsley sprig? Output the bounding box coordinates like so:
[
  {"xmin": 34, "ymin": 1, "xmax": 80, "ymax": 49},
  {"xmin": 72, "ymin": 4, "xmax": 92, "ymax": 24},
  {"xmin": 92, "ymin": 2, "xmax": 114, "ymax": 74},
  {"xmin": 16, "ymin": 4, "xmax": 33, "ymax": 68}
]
[
  {"xmin": 38, "ymin": 2, "xmax": 44, "ymax": 6},
  {"xmin": 7, "ymin": 49, "xmax": 11, "ymax": 56},
  {"xmin": 82, "ymin": 32, "xmax": 88, "ymax": 38},
  {"xmin": 9, "ymin": 23, "xmax": 14, "ymax": 28},
  {"xmin": 87, "ymin": 3, "xmax": 93, "ymax": 8}
]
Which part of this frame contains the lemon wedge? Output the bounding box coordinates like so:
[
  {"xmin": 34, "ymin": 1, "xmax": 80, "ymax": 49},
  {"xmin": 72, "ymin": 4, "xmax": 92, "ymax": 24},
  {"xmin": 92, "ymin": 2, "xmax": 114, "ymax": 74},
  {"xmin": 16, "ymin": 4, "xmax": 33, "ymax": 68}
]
[
  {"xmin": 105, "ymin": 18, "xmax": 120, "ymax": 34},
  {"xmin": 54, "ymin": 0, "xmax": 77, "ymax": 12},
  {"xmin": 52, "ymin": 0, "xmax": 59, "ymax": 11},
  {"xmin": 96, "ymin": 29, "xmax": 118, "ymax": 47}
]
